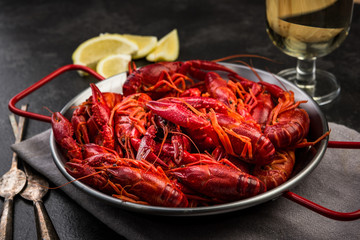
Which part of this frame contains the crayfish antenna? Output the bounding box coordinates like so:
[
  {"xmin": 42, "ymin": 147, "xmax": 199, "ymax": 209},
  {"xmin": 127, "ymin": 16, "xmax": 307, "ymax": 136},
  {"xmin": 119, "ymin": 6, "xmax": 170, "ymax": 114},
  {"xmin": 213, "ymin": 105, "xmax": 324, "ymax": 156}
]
[
  {"xmin": 46, "ymin": 171, "xmax": 102, "ymax": 190},
  {"xmin": 233, "ymin": 60, "xmax": 263, "ymax": 83},
  {"xmin": 43, "ymin": 106, "xmax": 54, "ymax": 115},
  {"xmin": 211, "ymin": 54, "xmax": 279, "ymax": 63}
]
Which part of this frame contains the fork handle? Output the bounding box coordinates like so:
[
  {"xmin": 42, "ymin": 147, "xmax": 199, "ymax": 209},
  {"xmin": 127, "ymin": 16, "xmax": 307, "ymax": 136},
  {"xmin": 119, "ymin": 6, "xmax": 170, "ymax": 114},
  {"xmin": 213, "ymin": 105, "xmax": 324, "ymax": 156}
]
[
  {"xmin": 34, "ymin": 200, "xmax": 59, "ymax": 240},
  {"xmin": 0, "ymin": 197, "xmax": 13, "ymax": 240}
]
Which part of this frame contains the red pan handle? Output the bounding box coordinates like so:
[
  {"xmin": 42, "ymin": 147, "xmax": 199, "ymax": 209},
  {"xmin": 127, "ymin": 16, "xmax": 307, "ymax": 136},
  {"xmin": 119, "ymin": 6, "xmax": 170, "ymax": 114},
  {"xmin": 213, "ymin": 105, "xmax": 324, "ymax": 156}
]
[
  {"xmin": 327, "ymin": 141, "xmax": 360, "ymax": 148},
  {"xmin": 283, "ymin": 191, "xmax": 360, "ymax": 221},
  {"xmin": 284, "ymin": 142, "xmax": 360, "ymax": 221},
  {"xmin": 8, "ymin": 64, "xmax": 105, "ymax": 123}
]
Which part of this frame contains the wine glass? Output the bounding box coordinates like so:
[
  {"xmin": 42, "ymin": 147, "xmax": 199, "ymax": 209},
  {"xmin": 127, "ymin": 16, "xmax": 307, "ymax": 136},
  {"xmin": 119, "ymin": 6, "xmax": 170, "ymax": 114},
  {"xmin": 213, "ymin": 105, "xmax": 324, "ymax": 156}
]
[{"xmin": 266, "ymin": 0, "xmax": 354, "ymax": 105}]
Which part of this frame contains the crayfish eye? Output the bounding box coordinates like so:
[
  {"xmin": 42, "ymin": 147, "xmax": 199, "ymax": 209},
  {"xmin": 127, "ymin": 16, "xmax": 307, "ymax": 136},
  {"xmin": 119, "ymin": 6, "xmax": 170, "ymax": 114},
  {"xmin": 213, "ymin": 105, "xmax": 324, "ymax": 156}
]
[{"xmin": 121, "ymin": 137, "xmax": 126, "ymax": 143}]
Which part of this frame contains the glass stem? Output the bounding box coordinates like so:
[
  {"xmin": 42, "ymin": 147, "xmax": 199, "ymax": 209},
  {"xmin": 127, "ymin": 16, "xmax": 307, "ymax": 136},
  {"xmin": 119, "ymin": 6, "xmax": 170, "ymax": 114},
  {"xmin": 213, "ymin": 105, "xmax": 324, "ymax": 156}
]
[{"xmin": 295, "ymin": 58, "xmax": 316, "ymax": 87}]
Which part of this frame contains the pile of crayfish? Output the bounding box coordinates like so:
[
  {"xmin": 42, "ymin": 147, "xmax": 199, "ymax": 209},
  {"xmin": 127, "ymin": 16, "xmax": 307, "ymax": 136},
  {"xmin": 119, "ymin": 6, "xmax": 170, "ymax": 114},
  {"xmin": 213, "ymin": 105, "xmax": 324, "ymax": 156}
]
[{"xmin": 52, "ymin": 60, "xmax": 326, "ymax": 207}]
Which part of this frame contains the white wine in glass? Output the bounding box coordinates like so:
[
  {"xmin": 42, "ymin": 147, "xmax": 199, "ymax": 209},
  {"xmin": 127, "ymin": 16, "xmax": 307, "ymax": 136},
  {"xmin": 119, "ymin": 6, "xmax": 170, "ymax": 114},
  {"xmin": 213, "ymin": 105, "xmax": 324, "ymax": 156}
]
[{"xmin": 266, "ymin": 0, "xmax": 354, "ymax": 105}]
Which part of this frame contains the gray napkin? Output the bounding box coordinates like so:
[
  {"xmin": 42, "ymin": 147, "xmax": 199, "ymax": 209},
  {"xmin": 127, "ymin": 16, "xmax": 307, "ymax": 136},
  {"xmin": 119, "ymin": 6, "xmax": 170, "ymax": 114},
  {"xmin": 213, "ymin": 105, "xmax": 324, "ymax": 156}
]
[{"xmin": 11, "ymin": 122, "xmax": 360, "ymax": 240}]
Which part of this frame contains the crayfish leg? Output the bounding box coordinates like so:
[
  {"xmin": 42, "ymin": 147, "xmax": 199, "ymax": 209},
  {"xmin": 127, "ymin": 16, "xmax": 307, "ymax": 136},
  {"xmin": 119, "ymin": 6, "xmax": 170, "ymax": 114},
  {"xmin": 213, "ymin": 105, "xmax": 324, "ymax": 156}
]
[{"xmin": 253, "ymin": 150, "xmax": 295, "ymax": 190}]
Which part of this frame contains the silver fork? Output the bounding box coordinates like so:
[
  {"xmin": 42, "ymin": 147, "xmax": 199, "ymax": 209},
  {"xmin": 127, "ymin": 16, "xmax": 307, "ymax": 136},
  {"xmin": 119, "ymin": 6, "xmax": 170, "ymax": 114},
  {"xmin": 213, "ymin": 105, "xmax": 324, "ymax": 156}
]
[{"xmin": 9, "ymin": 113, "xmax": 60, "ymax": 240}]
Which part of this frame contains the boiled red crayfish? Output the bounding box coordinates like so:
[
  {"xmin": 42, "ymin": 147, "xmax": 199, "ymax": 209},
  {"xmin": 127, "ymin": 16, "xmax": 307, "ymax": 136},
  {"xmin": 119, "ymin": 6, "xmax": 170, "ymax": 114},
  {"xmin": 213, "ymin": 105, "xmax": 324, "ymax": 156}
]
[{"xmin": 51, "ymin": 59, "xmax": 325, "ymax": 207}]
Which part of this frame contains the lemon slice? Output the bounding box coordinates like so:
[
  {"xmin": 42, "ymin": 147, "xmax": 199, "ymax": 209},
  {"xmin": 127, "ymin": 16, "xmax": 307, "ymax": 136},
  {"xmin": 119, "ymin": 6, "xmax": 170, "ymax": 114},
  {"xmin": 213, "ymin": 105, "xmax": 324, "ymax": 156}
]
[
  {"xmin": 121, "ymin": 34, "xmax": 158, "ymax": 59},
  {"xmin": 96, "ymin": 54, "xmax": 131, "ymax": 78},
  {"xmin": 72, "ymin": 34, "xmax": 138, "ymax": 72},
  {"xmin": 146, "ymin": 29, "xmax": 179, "ymax": 62}
]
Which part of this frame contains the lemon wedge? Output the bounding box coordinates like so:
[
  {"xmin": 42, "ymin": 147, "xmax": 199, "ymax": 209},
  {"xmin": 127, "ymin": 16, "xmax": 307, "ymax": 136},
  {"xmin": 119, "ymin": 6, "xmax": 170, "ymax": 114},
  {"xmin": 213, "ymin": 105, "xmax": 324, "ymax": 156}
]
[
  {"xmin": 146, "ymin": 29, "xmax": 179, "ymax": 62},
  {"xmin": 121, "ymin": 34, "xmax": 158, "ymax": 59},
  {"xmin": 72, "ymin": 34, "xmax": 138, "ymax": 72},
  {"xmin": 96, "ymin": 54, "xmax": 131, "ymax": 78}
]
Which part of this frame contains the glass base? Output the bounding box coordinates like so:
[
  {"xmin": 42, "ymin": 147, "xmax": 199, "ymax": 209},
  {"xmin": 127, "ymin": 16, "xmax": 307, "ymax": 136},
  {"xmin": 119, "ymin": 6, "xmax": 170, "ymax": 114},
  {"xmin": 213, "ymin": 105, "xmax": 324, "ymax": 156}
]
[{"xmin": 277, "ymin": 68, "xmax": 340, "ymax": 106}]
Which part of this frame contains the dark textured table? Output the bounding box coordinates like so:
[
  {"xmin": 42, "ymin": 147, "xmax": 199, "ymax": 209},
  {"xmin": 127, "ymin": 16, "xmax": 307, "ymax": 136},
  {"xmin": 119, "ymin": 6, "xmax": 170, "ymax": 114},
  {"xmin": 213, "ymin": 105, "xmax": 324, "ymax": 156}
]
[{"xmin": 1, "ymin": 1, "xmax": 359, "ymax": 239}]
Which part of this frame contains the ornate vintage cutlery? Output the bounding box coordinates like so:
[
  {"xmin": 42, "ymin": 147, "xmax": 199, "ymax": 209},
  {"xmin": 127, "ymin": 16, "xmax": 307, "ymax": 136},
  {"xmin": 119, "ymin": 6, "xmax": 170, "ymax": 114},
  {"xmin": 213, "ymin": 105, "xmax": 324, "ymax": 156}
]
[
  {"xmin": 9, "ymin": 111, "xmax": 59, "ymax": 240},
  {"xmin": 0, "ymin": 105, "xmax": 27, "ymax": 240}
]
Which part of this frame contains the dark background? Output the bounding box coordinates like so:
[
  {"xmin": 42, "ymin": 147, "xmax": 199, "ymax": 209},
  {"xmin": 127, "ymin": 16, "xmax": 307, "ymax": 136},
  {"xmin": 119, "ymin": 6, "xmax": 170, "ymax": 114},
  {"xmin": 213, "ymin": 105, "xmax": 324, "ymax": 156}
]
[{"xmin": 1, "ymin": 0, "xmax": 359, "ymax": 239}]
